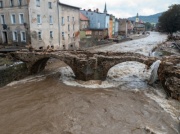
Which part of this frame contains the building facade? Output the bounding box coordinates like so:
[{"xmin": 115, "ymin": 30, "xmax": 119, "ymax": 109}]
[
  {"xmin": 108, "ymin": 15, "xmax": 113, "ymax": 38},
  {"xmin": 114, "ymin": 18, "xmax": 119, "ymax": 36},
  {"xmin": 0, "ymin": 0, "xmax": 80, "ymax": 50},
  {"xmin": 134, "ymin": 13, "xmax": 145, "ymax": 32},
  {"xmin": 29, "ymin": 0, "xmax": 59, "ymax": 49},
  {"xmin": 59, "ymin": 3, "xmax": 80, "ymax": 50},
  {"xmin": 80, "ymin": 9, "xmax": 107, "ymax": 29},
  {"xmin": 80, "ymin": 12, "xmax": 89, "ymax": 30},
  {"xmin": 118, "ymin": 19, "xmax": 134, "ymax": 35},
  {"xmin": 0, "ymin": 0, "xmax": 30, "ymax": 46}
]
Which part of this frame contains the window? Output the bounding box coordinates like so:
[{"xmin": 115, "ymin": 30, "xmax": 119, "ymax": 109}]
[
  {"xmin": 68, "ymin": 34, "xmax": 70, "ymax": 38},
  {"xmin": 38, "ymin": 31, "xmax": 42, "ymax": 40},
  {"xmin": 62, "ymin": 32, "xmax": 64, "ymax": 40},
  {"xmin": 37, "ymin": 14, "xmax": 41, "ymax": 24},
  {"xmin": 13, "ymin": 31, "xmax": 18, "ymax": 41},
  {"xmin": 72, "ymin": 17, "xmax": 74, "ymax": 22},
  {"xmin": 50, "ymin": 31, "xmax": 53, "ymax": 38},
  {"xmin": 11, "ymin": 14, "xmax": 16, "ymax": 24},
  {"xmin": 10, "ymin": 0, "xmax": 14, "ymax": 7},
  {"xmin": 68, "ymin": 24, "xmax": 70, "ymax": 31},
  {"xmin": 48, "ymin": 2, "xmax": 52, "ymax": 9},
  {"xmin": 19, "ymin": 14, "xmax": 24, "ymax": 24},
  {"xmin": 0, "ymin": 1, "xmax": 3, "ymax": 8},
  {"xmin": 98, "ymin": 22, "xmax": 100, "ymax": 28},
  {"xmin": 21, "ymin": 32, "xmax": 26, "ymax": 42},
  {"xmin": 18, "ymin": 0, "xmax": 22, "ymax": 6},
  {"xmin": 36, "ymin": 0, "xmax": 40, "ymax": 7},
  {"xmin": 67, "ymin": 16, "xmax": 69, "ymax": 22},
  {"xmin": 73, "ymin": 24, "xmax": 75, "ymax": 30},
  {"xmin": 61, "ymin": 17, "xmax": 64, "ymax": 25},
  {"xmin": 49, "ymin": 15, "xmax": 53, "ymax": 24},
  {"xmin": 1, "ymin": 15, "xmax": 5, "ymax": 24}
]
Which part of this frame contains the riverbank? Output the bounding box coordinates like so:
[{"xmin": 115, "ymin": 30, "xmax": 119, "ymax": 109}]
[{"xmin": 85, "ymin": 33, "xmax": 150, "ymax": 50}]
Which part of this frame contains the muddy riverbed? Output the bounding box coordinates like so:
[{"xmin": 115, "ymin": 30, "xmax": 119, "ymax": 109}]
[{"xmin": 0, "ymin": 32, "xmax": 179, "ymax": 134}]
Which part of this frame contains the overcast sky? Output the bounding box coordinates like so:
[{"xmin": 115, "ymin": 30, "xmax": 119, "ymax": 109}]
[{"xmin": 60, "ymin": 0, "xmax": 180, "ymax": 18}]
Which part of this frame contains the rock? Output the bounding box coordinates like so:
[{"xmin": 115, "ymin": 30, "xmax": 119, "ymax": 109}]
[
  {"xmin": 158, "ymin": 55, "xmax": 180, "ymax": 101},
  {"xmin": 165, "ymin": 77, "xmax": 180, "ymax": 100}
]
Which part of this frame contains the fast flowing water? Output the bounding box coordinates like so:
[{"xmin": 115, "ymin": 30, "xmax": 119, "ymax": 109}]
[{"xmin": 0, "ymin": 32, "xmax": 179, "ymax": 134}]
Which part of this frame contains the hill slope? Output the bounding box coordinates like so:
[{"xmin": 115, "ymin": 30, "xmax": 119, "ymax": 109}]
[{"xmin": 128, "ymin": 13, "xmax": 163, "ymax": 23}]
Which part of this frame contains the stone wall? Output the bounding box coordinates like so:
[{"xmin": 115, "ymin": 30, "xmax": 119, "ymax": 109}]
[
  {"xmin": 0, "ymin": 63, "xmax": 28, "ymax": 87},
  {"xmin": 158, "ymin": 56, "xmax": 180, "ymax": 101}
]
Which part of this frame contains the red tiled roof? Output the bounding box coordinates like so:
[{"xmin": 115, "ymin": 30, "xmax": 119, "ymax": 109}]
[{"xmin": 80, "ymin": 13, "xmax": 89, "ymax": 21}]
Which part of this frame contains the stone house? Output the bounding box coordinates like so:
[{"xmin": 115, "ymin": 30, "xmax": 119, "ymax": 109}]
[
  {"xmin": 134, "ymin": 23, "xmax": 145, "ymax": 32},
  {"xmin": 29, "ymin": 0, "xmax": 60, "ymax": 50},
  {"xmin": 80, "ymin": 12, "xmax": 89, "ymax": 30},
  {"xmin": 0, "ymin": 0, "xmax": 80, "ymax": 50},
  {"xmin": 118, "ymin": 19, "xmax": 134, "ymax": 35},
  {"xmin": 59, "ymin": 3, "xmax": 80, "ymax": 50},
  {"xmin": 0, "ymin": 0, "xmax": 30, "ymax": 47}
]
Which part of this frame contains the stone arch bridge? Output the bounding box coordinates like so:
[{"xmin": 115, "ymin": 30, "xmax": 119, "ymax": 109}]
[{"xmin": 11, "ymin": 51, "xmax": 157, "ymax": 81}]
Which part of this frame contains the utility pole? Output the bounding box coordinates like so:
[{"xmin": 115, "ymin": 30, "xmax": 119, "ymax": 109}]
[{"xmin": 126, "ymin": 20, "xmax": 128, "ymax": 38}]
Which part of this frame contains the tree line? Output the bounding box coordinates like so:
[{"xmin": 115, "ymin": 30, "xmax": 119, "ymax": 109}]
[{"xmin": 158, "ymin": 4, "xmax": 180, "ymax": 35}]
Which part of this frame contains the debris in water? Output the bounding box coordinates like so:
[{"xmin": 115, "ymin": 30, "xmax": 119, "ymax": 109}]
[{"xmin": 148, "ymin": 60, "xmax": 161, "ymax": 85}]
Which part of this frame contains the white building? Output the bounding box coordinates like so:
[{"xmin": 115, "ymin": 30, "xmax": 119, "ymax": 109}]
[
  {"xmin": 59, "ymin": 3, "xmax": 80, "ymax": 50},
  {"xmin": 0, "ymin": 0, "xmax": 29, "ymax": 46},
  {"xmin": 0, "ymin": 0, "xmax": 80, "ymax": 50}
]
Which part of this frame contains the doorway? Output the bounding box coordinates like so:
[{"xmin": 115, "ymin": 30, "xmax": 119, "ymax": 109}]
[{"xmin": 2, "ymin": 31, "xmax": 8, "ymax": 44}]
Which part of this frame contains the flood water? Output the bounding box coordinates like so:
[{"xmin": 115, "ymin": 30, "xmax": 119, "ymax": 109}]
[{"xmin": 0, "ymin": 32, "xmax": 179, "ymax": 134}]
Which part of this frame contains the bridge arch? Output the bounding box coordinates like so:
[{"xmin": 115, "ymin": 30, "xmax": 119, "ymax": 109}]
[
  {"xmin": 96, "ymin": 56, "xmax": 155, "ymax": 80},
  {"xmin": 106, "ymin": 61, "xmax": 149, "ymax": 81},
  {"xmin": 29, "ymin": 56, "xmax": 77, "ymax": 77}
]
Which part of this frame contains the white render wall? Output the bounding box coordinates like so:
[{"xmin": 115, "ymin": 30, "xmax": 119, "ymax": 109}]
[
  {"xmin": 29, "ymin": 0, "xmax": 60, "ymax": 49},
  {"xmin": 0, "ymin": 0, "xmax": 30, "ymax": 45},
  {"xmin": 59, "ymin": 4, "xmax": 80, "ymax": 50}
]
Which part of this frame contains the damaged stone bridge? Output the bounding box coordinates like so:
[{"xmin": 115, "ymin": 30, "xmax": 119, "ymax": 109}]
[{"xmin": 11, "ymin": 50, "xmax": 157, "ymax": 81}]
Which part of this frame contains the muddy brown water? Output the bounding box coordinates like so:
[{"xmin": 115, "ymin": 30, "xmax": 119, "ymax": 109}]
[{"xmin": 0, "ymin": 59, "xmax": 179, "ymax": 134}]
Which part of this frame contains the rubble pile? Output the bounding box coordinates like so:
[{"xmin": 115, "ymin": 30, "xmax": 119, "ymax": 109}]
[
  {"xmin": 158, "ymin": 56, "xmax": 180, "ymax": 101},
  {"xmin": 167, "ymin": 35, "xmax": 180, "ymax": 40}
]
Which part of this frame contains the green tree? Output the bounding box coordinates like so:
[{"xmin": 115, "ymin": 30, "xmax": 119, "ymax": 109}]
[
  {"xmin": 158, "ymin": 4, "xmax": 180, "ymax": 35},
  {"xmin": 145, "ymin": 22, "xmax": 152, "ymax": 31}
]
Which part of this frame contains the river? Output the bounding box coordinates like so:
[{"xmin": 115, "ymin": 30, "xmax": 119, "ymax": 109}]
[{"xmin": 0, "ymin": 32, "xmax": 179, "ymax": 134}]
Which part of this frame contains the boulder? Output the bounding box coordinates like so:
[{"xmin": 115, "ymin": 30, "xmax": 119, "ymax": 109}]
[{"xmin": 158, "ymin": 56, "xmax": 180, "ymax": 101}]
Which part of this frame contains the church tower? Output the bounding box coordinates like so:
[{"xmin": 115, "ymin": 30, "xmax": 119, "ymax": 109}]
[
  {"xmin": 136, "ymin": 13, "xmax": 139, "ymax": 23},
  {"xmin": 104, "ymin": 3, "xmax": 107, "ymax": 13}
]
